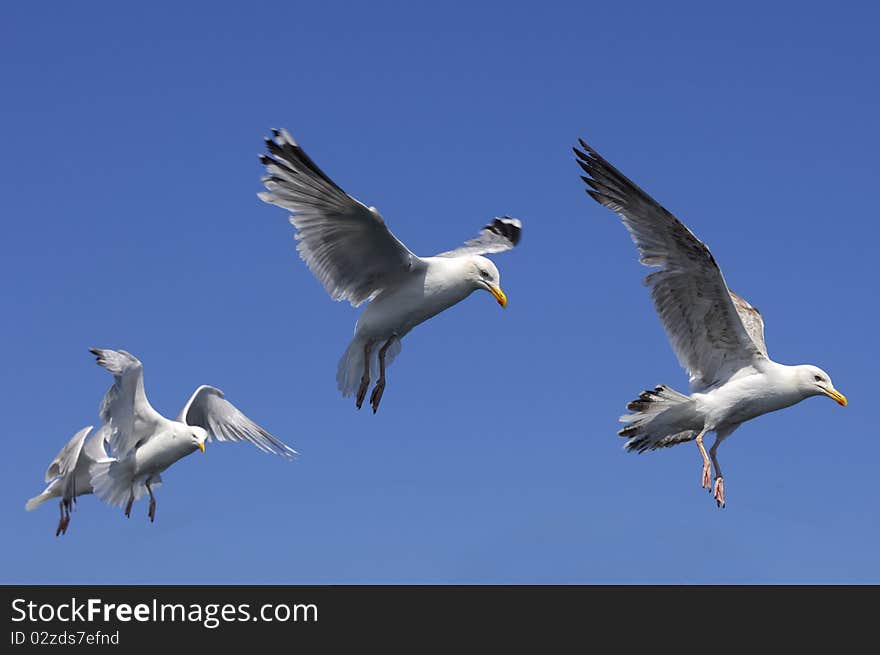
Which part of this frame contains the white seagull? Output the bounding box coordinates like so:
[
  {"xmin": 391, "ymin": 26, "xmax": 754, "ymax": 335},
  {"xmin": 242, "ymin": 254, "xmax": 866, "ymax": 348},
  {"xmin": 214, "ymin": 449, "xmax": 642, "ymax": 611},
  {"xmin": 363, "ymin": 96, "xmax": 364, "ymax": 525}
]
[
  {"xmin": 574, "ymin": 139, "xmax": 847, "ymax": 508},
  {"xmin": 259, "ymin": 129, "xmax": 522, "ymax": 412},
  {"xmin": 25, "ymin": 425, "xmax": 109, "ymax": 536},
  {"xmin": 88, "ymin": 348, "xmax": 297, "ymax": 522}
]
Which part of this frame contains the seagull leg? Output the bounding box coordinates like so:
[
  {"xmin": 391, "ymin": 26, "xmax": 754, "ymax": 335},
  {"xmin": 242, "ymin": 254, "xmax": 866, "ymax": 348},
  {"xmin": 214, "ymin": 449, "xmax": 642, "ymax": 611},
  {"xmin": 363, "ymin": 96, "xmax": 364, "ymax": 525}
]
[
  {"xmin": 356, "ymin": 339, "xmax": 375, "ymax": 410},
  {"xmin": 56, "ymin": 500, "xmax": 68, "ymax": 537},
  {"xmin": 146, "ymin": 479, "xmax": 156, "ymax": 523},
  {"xmin": 61, "ymin": 499, "xmax": 71, "ymax": 535},
  {"xmin": 370, "ymin": 337, "xmax": 395, "ymax": 414},
  {"xmin": 695, "ymin": 429, "xmax": 711, "ymax": 491},
  {"xmin": 124, "ymin": 490, "xmax": 134, "ymax": 518},
  {"xmin": 710, "ymin": 434, "xmax": 728, "ymax": 509}
]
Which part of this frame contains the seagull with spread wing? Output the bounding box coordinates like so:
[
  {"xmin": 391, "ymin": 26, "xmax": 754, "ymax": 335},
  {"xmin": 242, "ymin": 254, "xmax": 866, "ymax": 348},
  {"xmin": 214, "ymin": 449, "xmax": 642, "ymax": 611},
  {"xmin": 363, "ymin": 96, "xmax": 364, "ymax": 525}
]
[
  {"xmin": 25, "ymin": 425, "xmax": 109, "ymax": 536},
  {"xmin": 574, "ymin": 139, "xmax": 847, "ymax": 508},
  {"xmin": 259, "ymin": 129, "xmax": 522, "ymax": 412},
  {"xmin": 88, "ymin": 348, "xmax": 297, "ymax": 522}
]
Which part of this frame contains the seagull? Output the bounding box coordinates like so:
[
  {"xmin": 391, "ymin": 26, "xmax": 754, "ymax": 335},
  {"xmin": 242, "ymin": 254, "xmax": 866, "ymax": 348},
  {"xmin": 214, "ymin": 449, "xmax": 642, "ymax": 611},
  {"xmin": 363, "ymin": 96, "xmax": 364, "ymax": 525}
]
[
  {"xmin": 25, "ymin": 425, "xmax": 109, "ymax": 536},
  {"xmin": 258, "ymin": 129, "xmax": 522, "ymax": 412},
  {"xmin": 88, "ymin": 348, "xmax": 297, "ymax": 522},
  {"xmin": 574, "ymin": 139, "xmax": 847, "ymax": 508}
]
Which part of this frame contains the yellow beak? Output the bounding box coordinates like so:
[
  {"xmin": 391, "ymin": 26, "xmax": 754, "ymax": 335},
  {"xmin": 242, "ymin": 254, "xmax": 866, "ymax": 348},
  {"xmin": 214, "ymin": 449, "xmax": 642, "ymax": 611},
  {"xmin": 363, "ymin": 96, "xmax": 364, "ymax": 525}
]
[
  {"xmin": 198, "ymin": 441, "xmax": 206, "ymax": 453},
  {"xmin": 488, "ymin": 284, "xmax": 507, "ymax": 308},
  {"xmin": 823, "ymin": 388, "xmax": 847, "ymax": 407}
]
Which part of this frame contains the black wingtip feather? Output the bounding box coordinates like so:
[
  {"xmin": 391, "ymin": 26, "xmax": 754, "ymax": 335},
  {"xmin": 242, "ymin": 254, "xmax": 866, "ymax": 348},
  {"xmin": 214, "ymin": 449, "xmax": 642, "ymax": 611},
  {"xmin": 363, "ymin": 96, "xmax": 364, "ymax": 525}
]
[{"xmin": 486, "ymin": 217, "xmax": 522, "ymax": 247}]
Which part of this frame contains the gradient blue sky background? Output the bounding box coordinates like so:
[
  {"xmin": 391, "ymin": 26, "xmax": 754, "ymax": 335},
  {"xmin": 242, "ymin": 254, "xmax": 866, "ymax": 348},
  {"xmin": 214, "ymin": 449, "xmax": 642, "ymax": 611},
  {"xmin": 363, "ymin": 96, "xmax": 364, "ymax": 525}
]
[{"xmin": 2, "ymin": 1, "xmax": 877, "ymax": 583}]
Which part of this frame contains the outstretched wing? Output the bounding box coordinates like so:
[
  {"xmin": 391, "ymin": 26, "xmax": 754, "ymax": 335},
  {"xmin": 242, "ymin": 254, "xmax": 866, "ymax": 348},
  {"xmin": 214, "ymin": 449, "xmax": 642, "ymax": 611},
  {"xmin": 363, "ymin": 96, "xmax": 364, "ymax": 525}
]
[
  {"xmin": 259, "ymin": 128, "xmax": 424, "ymax": 306},
  {"xmin": 574, "ymin": 139, "xmax": 765, "ymax": 388},
  {"xmin": 728, "ymin": 290, "xmax": 768, "ymax": 357},
  {"xmin": 436, "ymin": 216, "xmax": 522, "ymax": 257},
  {"xmin": 90, "ymin": 348, "xmax": 164, "ymax": 456},
  {"xmin": 178, "ymin": 385, "xmax": 297, "ymax": 460}
]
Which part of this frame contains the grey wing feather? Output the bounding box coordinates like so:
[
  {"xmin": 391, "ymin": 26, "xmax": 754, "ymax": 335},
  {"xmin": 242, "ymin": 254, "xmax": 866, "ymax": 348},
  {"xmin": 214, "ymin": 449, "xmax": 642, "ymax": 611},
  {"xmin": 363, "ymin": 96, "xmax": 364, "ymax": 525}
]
[
  {"xmin": 178, "ymin": 385, "xmax": 297, "ymax": 460},
  {"xmin": 90, "ymin": 348, "xmax": 163, "ymax": 456},
  {"xmin": 729, "ymin": 291, "xmax": 768, "ymax": 357},
  {"xmin": 574, "ymin": 139, "xmax": 764, "ymax": 387},
  {"xmin": 45, "ymin": 426, "xmax": 93, "ymax": 483},
  {"xmin": 437, "ymin": 216, "xmax": 522, "ymax": 257},
  {"xmin": 258, "ymin": 128, "xmax": 422, "ymax": 306}
]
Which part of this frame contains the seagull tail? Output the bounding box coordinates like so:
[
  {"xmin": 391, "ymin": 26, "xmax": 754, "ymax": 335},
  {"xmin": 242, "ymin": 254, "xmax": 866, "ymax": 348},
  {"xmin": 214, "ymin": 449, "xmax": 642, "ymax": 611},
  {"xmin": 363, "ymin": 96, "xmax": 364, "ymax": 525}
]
[
  {"xmin": 336, "ymin": 337, "xmax": 402, "ymax": 397},
  {"xmin": 89, "ymin": 458, "xmax": 144, "ymax": 508},
  {"xmin": 25, "ymin": 484, "xmax": 59, "ymax": 511},
  {"xmin": 618, "ymin": 385, "xmax": 699, "ymax": 453}
]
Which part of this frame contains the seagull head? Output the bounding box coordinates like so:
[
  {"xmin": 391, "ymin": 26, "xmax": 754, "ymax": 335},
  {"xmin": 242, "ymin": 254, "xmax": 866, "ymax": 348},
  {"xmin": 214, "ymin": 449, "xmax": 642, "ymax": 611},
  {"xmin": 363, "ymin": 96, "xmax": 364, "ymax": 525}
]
[
  {"xmin": 798, "ymin": 365, "xmax": 847, "ymax": 406},
  {"xmin": 469, "ymin": 256, "xmax": 507, "ymax": 308},
  {"xmin": 190, "ymin": 426, "xmax": 208, "ymax": 453}
]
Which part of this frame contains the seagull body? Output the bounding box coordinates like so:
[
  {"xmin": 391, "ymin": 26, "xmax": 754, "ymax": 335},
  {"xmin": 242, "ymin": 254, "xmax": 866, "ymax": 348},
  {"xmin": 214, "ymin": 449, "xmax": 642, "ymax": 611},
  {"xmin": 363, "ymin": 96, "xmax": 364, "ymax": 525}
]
[
  {"xmin": 88, "ymin": 348, "xmax": 297, "ymax": 522},
  {"xmin": 25, "ymin": 425, "xmax": 108, "ymax": 536},
  {"xmin": 574, "ymin": 139, "xmax": 846, "ymax": 507},
  {"xmin": 259, "ymin": 129, "xmax": 521, "ymax": 412}
]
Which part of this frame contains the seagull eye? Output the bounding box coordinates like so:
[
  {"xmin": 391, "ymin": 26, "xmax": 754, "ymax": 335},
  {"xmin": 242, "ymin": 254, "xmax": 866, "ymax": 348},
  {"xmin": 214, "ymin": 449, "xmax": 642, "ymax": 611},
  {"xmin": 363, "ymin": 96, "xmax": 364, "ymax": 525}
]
[{"xmin": 814, "ymin": 375, "xmax": 823, "ymax": 382}]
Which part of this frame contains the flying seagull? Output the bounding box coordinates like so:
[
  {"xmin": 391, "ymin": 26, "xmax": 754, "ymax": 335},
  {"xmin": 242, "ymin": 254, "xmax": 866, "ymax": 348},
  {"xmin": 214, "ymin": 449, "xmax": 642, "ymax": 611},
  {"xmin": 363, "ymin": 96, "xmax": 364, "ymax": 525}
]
[
  {"xmin": 89, "ymin": 348, "xmax": 297, "ymax": 522},
  {"xmin": 25, "ymin": 425, "xmax": 109, "ymax": 536},
  {"xmin": 258, "ymin": 129, "xmax": 522, "ymax": 412},
  {"xmin": 574, "ymin": 139, "xmax": 846, "ymax": 508}
]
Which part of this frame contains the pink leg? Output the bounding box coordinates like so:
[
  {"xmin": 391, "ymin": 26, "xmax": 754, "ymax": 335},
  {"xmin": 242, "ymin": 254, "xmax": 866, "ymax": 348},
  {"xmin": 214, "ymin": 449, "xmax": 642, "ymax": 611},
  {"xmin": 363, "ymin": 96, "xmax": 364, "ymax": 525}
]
[
  {"xmin": 710, "ymin": 437, "xmax": 726, "ymax": 508},
  {"xmin": 695, "ymin": 430, "xmax": 711, "ymax": 491}
]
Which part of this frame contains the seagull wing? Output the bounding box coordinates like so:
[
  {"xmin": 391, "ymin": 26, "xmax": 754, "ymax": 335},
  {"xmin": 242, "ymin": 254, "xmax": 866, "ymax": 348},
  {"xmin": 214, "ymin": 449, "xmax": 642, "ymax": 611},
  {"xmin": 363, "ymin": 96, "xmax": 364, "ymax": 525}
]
[
  {"xmin": 178, "ymin": 385, "xmax": 297, "ymax": 460},
  {"xmin": 574, "ymin": 139, "xmax": 765, "ymax": 388},
  {"xmin": 259, "ymin": 129, "xmax": 424, "ymax": 306},
  {"xmin": 90, "ymin": 348, "xmax": 164, "ymax": 456},
  {"xmin": 729, "ymin": 290, "xmax": 768, "ymax": 357},
  {"xmin": 45, "ymin": 426, "xmax": 93, "ymax": 483},
  {"xmin": 436, "ymin": 216, "xmax": 522, "ymax": 257}
]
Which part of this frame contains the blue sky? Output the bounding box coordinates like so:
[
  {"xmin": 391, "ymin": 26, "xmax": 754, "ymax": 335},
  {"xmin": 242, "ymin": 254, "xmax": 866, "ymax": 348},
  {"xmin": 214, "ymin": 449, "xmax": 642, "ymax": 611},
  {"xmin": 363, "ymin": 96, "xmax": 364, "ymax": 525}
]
[{"xmin": 2, "ymin": 1, "xmax": 877, "ymax": 583}]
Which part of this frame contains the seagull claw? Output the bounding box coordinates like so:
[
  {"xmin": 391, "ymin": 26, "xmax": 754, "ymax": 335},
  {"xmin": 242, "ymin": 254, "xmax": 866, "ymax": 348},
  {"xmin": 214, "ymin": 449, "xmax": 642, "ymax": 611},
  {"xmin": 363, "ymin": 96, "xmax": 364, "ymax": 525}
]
[
  {"xmin": 713, "ymin": 477, "xmax": 725, "ymax": 508},
  {"xmin": 701, "ymin": 463, "xmax": 712, "ymax": 491},
  {"xmin": 356, "ymin": 375, "xmax": 370, "ymax": 410},
  {"xmin": 370, "ymin": 380, "xmax": 385, "ymax": 414}
]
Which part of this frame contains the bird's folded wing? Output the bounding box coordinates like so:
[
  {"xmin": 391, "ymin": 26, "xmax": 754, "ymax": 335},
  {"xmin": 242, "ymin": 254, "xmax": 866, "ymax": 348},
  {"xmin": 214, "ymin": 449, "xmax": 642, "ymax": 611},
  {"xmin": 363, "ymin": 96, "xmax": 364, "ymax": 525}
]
[
  {"xmin": 574, "ymin": 139, "xmax": 765, "ymax": 387},
  {"xmin": 45, "ymin": 425, "xmax": 93, "ymax": 482},
  {"xmin": 90, "ymin": 348, "xmax": 164, "ymax": 456},
  {"xmin": 259, "ymin": 128, "xmax": 423, "ymax": 306},
  {"xmin": 178, "ymin": 385, "xmax": 298, "ymax": 460},
  {"xmin": 436, "ymin": 216, "xmax": 522, "ymax": 257}
]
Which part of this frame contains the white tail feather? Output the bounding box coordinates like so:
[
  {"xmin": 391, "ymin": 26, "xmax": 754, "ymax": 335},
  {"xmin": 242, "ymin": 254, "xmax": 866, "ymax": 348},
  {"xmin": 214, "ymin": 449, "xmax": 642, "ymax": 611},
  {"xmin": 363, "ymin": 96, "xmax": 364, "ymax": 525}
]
[
  {"xmin": 90, "ymin": 458, "xmax": 141, "ymax": 508},
  {"xmin": 619, "ymin": 385, "xmax": 699, "ymax": 452}
]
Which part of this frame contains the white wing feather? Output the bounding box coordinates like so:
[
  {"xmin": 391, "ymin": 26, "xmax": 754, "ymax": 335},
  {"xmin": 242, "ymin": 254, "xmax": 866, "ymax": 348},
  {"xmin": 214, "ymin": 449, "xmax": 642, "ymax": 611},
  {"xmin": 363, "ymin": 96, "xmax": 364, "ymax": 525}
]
[
  {"xmin": 90, "ymin": 348, "xmax": 164, "ymax": 456},
  {"xmin": 259, "ymin": 129, "xmax": 423, "ymax": 306},
  {"xmin": 44, "ymin": 426, "xmax": 93, "ymax": 483},
  {"xmin": 178, "ymin": 385, "xmax": 297, "ymax": 460}
]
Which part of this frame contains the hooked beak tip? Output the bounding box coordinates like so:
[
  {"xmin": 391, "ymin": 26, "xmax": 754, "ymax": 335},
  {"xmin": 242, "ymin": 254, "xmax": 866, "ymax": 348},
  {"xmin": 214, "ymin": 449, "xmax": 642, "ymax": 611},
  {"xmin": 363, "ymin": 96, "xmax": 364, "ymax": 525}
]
[
  {"xmin": 198, "ymin": 441, "xmax": 206, "ymax": 453},
  {"xmin": 489, "ymin": 285, "xmax": 507, "ymax": 308},
  {"xmin": 824, "ymin": 388, "xmax": 847, "ymax": 407}
]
